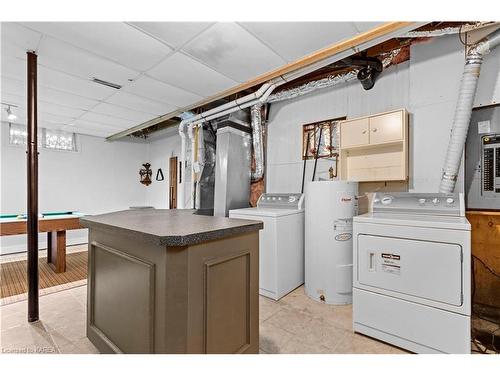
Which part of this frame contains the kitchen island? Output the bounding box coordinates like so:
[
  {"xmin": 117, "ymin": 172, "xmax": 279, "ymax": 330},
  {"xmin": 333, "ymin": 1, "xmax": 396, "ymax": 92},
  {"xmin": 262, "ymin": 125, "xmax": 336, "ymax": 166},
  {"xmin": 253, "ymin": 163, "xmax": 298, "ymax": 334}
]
[{"xmin": 80, "ymin": 209, "xmax": 262, "ymax": 354}]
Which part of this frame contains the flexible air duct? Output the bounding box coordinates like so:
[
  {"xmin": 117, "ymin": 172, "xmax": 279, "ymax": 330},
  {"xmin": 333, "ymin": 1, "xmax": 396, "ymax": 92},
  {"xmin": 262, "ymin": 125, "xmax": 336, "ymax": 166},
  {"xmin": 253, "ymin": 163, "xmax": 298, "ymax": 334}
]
[
  {"xmin": 439, "ymin": 29, "xmax": 500, "ymax": 193},
  {"xmin": 250, "ymin": 104, "xmax": 264, "ymax": 182}
]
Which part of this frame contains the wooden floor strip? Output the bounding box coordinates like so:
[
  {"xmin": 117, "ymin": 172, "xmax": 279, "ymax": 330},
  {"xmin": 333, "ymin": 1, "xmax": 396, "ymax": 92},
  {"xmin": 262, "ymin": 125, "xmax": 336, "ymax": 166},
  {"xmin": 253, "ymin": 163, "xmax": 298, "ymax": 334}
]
[{"xmin": 0, "ymin": 251, "xmax": 88, "ymax": 298}]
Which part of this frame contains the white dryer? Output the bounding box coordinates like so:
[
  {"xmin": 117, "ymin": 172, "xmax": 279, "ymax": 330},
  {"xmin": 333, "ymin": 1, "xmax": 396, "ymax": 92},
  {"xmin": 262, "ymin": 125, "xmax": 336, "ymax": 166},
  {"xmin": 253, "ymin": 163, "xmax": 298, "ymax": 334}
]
[
  {"xmin": 229, "ymin": 193, "xmax": 304, "ymax": 300},
  {"xmin": 353, "ymin": 192, "xmax": 471, "ymax": 354}
]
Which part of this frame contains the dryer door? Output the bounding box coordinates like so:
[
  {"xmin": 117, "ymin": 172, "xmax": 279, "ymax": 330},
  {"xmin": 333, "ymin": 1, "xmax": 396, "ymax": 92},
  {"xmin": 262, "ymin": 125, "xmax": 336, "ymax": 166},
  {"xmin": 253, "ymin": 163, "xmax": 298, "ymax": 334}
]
[{"xmin": 357, "ymin": 235, "xmax": 463, "ymax": 306}]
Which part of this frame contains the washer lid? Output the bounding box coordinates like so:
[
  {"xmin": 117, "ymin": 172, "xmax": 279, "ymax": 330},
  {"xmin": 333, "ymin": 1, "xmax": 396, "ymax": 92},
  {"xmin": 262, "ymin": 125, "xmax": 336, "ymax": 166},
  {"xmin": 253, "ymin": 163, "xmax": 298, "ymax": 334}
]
[
  {"xmin": 354, "ymin": 212, "xmax": 471, "ymax": 230},
  {"xmin": 229, "ymin": 207, "xmax": 304, "ymax": 218}
]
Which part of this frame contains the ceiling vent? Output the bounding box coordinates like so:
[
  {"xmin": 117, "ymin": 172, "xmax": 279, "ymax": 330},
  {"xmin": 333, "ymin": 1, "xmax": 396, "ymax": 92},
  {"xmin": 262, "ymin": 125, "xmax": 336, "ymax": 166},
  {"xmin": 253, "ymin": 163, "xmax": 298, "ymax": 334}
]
[{"xmin": 92, "ymin": 77, "xmax": 122, "ymax": 90}]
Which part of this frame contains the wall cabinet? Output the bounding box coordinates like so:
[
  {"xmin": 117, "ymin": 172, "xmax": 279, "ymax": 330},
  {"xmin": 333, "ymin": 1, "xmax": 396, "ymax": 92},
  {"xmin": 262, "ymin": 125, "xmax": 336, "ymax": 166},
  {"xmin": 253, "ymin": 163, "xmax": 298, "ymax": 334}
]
[{"xmin": 340, "ymin": 109, "xmax": 409, "ymax": 182}]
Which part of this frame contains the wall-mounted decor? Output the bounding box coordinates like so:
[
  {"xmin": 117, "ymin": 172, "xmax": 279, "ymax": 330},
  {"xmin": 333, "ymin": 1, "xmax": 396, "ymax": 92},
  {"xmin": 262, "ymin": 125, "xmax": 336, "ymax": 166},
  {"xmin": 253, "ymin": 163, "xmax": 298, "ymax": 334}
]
[
  {"xmin": 156, "ymin": 168, "xmax": 164, "ymax": 181},
  {"xmin": 302, "ymin": 117, "xmax": 344, "ymax": 160},
  {"xmin": 139, "ymin": 163, "xmax": 152, "ymax": 186}
]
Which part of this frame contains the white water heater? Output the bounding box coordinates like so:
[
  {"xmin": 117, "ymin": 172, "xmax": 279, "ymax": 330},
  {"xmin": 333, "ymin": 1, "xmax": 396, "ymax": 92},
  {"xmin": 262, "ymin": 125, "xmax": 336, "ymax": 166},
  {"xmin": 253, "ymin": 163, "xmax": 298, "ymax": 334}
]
[{"xmin": 305, "ymin": 181, "xmax": 358, "ymax": 305}]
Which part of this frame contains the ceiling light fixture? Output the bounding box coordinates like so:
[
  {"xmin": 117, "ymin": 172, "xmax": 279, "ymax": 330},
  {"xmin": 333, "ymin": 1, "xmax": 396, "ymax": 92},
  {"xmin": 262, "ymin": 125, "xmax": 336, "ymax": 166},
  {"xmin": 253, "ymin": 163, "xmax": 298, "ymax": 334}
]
[{"xmin": 92, "ymin": 77, "xmax": 122, "ymax": 90}]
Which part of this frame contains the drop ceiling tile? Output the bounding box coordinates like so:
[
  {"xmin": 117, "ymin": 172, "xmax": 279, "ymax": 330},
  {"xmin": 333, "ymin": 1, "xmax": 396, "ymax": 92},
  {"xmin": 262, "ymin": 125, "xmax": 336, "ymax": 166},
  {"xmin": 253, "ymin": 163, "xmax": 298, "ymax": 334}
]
[
  {"xmin": 39, "ymin": 112, "xmax": 76, "ymax": 125},
  {"xmin": 0, "ymin": 91, "xmax": 24, "ymax": 108},
  {"xmin": 353, "ymin": 22, "xmax": 384, "ymax": 33},
  {"xmin": 37, "ymin": 36, "xmax": 139, "ymax": 86},
  {"xmin": 39, "ymin": 86, "xmax": 99, "ymax": 110},
  {"xmin": 67, "ymin": 125, "xmax": 111, "ymax": 138},
  {"xmin": 38, "ymin": 66, "xmax": 117, "ymax": 100},
  {"xmin": 240, "ymin": 22, "xmax": 359, "ymax": 62},
  {"xmin": 1, "ymin": 76, "xmax": 25, "ymax": 97},
  {"xmin": 72, "ymin": 119, "xmax": 123, "ymax": 132},
  {"xmin": 1, "ymin": 56, "xmax": 26, "ymax": 81},
  {"xmin": 22, "ymin": 22, "xmax": 172, "ymax": 71},
  {"xmin": 147, "ymin": 52, "xmax": 237, "ymax": 97},
  {"xmin": 182, "ymin": 22, "xmax": 286, "ymax": 83},
  {"xmin": 124, "ymin": 75, "xmax": 202, "ymax": 108},
  {"xmin": 129, "ymin": 22, "xmax": 214, "ymax": 48},
  {"xmin": 39, "ymin": 102, "xmax": 86, "ymax": 119},
  {"xmin": 91, "ymin": 102, "xmax": 156, "ymax": 123},
  {"xmin": 79, "ymin": 110, "xmax": 139, "ymax": 129},
  {"xmin": 0, "ymin": 22, "xmax": 42, "ymax": 59},
  {"xmin": 105, "ymin": 91, "xmax": 175, "ymax": 116}
]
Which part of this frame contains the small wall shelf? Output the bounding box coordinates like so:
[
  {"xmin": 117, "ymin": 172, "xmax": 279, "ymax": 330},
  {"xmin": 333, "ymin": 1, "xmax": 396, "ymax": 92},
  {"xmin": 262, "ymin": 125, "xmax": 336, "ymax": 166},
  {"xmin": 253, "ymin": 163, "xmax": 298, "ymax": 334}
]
[{"xmin": 339, "ymin": 109, "xmax": 409, "ymax": 182}]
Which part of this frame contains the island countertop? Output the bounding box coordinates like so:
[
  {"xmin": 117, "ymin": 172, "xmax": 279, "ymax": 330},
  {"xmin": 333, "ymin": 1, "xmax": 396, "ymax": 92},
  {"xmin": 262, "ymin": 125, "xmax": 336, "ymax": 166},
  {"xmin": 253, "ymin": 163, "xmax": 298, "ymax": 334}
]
[{"xmin": 80, "ymin": 209, "xmax": 263, "ymax": 247}]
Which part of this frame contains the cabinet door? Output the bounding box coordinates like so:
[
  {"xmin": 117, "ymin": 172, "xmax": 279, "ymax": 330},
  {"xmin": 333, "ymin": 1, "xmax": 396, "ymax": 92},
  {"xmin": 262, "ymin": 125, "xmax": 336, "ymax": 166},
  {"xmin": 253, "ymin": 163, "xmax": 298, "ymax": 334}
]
[
  {"xmin": 340, "ymin": 118, "xmax": 369, "ymax": 148},
  {"xmin": 369, "ymin": 111, "xmax": 403, "ymax": 144}
]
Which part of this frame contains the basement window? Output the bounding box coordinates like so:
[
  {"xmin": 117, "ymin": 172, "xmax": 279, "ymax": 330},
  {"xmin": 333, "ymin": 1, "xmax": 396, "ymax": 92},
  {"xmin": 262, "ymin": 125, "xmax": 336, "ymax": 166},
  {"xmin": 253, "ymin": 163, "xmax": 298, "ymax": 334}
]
[
  {"xmin": 9, "ymin": 123, "xmax": 77, "ymax": 152},
  {"xmin": 43, "ymin": 128, "xmax": 77, "ymax": 151}
]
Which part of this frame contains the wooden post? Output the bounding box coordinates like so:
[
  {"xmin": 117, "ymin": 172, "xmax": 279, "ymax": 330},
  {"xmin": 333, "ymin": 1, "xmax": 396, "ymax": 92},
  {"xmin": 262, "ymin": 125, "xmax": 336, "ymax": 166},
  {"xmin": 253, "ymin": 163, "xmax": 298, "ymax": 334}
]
[{"xmin": 27, "ymin": 51, "xmax": 39, "ymax": 322}]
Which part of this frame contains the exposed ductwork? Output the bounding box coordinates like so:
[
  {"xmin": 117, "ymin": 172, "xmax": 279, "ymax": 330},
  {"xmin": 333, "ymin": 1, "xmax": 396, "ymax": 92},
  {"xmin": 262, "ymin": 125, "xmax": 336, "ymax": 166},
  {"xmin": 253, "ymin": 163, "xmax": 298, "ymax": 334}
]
[
  {"xmin": 250, "ymin": 104, "xmax": 265, "ymax": 182},
  {"xmin": 439, "ymin": 28, "xmax": 500, "ymax": 193}
]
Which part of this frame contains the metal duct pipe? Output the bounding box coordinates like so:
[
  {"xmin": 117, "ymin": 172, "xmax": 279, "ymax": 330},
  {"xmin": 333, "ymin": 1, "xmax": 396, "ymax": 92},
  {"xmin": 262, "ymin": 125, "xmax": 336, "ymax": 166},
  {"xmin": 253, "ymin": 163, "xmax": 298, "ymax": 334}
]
[
  {"xmin": 250, "ymin": 104, "xmax": 264, "ymax": 182},
  {"xmin": 439, "ymin": 29, "xmax": 500, "ymax": 193}
]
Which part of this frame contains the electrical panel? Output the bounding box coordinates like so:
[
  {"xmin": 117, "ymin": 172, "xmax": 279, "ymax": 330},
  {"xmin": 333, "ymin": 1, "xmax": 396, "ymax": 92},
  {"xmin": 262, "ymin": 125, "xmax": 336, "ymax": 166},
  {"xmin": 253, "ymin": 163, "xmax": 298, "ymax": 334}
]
[
  {"xmin": 465, "ymin": 105, "xmax": 500, "ymax": 210},
  {"xmin": 481, "ymin": 134, "xmax": 500, "ymax": 196}
]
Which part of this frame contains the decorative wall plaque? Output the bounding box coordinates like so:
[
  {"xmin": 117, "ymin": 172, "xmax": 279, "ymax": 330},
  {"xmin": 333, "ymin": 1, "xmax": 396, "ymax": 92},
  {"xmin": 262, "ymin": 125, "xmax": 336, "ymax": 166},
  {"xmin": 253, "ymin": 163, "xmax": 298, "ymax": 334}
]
[{"xmin": 139, "ymin": 163, "xmax": 152, "ymax": 186}]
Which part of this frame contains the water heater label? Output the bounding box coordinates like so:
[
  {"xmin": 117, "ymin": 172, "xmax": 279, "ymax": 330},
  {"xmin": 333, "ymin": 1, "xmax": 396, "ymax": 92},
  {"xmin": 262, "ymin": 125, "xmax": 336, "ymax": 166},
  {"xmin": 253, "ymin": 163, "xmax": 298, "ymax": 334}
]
[
  {"xmin": 335, "ymin": 233, "xmax": 352, "ymax": 241},
  {"xmin": 381, "ymin": 253, "xmax": 401, "ymax": 275}
]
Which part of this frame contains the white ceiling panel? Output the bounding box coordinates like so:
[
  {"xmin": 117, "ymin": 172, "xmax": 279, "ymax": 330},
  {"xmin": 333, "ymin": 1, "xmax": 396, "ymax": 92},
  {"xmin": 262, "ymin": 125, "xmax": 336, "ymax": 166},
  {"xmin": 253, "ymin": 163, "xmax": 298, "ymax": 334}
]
[
  {"xmin": 354, "ymin": 22, "xmax": 384, "ymax": 33},
  {"xmin": 38, "ymin": 102, "xmax": 86, "ymax": 118},
  {"xmin": 38, "ymin": 66, "xmax": 117, "ymax": 100},
  {"xmin": 129, "ymin": 22, "xmax": 214, "ymax": 49},
  {"xmin": 240, "ymin": 22, "xmax": 359, "ymax": 62},
  {"xmin": 37, "ymin": 36, "xmax": 139, "ymax": 86},
  {"xmin": 0, "ymin": 23, "xmax": 42, "ymax": 59},
  {"xmin": 1, "ymin": 76, "xmax": 25, "ymax": 97},
  {"xmin": 0, "ymin": 89, "xmax": 24, "ymax": 108},
  {"xmin": 91, "ymin": 102, "xmax": 156, "ymax": 123},
  {"xmin": 124, "ymin": 75, "xmax": 203, "ymax": 107},
  {"xmin": 1, "ymin": 56, "xmax": 26, "ymax": 81},
  {"xmin": 23, "ymin": 22, "xmax": 172, "ymax": 71},
  {"xmin": 66, "ymin": 125, "xmax": 111, "ymax": 138},
  {"xmin": 182, "ymin": 22, "xmax": 286, "ymax": 83},
  {"xmin": 39, "ymin": 86, "xmax": 99, "ymax": 110},
  {"xmin": 147, "ymin": 52, "xmax": 237, "ymax": 97},
  {"xmin": 78, "ymin": 111, "xmax": 137, "ymax": 129},
  {"xmin": 72, "ymin": 119, "xmax": 123, "ymax": 133},
  {"xmin": 105, "ymin": 91, "xmax": 176, "ymax": 116}
]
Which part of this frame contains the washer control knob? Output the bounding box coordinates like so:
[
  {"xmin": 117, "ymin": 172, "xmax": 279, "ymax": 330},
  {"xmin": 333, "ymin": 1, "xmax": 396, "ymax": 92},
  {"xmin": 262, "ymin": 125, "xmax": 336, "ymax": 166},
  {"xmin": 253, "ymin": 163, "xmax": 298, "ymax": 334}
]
[
  {"xmin": 432, "ymin": 198, "xmax": 440, "ymax": 205},
  {"xmin": 418, "ymin": 198, "xmax": 426, "ymax": 205},
  {"xmin": 288, "ymin": 196, "xmax": 296, "ymax": 203},
  {"xmin": 381, "ymin": 196, "xmax": 393, "ymax": 205},
  {"xmin": 446, "ymin": 198, "xmax": 454, "ymax": 205}
]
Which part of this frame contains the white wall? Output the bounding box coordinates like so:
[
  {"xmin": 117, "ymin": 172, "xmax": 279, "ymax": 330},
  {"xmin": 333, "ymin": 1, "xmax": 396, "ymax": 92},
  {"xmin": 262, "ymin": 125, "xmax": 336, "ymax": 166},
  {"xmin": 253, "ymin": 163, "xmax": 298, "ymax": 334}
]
[
  {"xmin": 144, "ymin": 126, "xmax": 181, "ymax": 209},
  {"xmin": 1, "ymin": 125, "xmax": 148, "ymax": 254},
  {"xmin": 266, "ymin": 34, "xmax": 500, "ymax": 194}
]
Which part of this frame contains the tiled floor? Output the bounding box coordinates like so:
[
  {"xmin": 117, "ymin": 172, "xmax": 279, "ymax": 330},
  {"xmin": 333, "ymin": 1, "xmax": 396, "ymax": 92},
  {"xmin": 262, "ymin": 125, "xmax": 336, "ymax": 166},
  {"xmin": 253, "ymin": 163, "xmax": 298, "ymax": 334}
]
[{"xmin": 0, "ymin": 284, "xmax": 407, "ymax": 354}]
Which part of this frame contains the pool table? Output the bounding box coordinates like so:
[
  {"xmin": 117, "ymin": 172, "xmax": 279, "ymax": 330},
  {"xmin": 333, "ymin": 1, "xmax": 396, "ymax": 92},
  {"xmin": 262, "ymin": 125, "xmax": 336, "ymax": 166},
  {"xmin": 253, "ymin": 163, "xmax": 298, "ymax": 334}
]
[{"xmin": 0, "ymin": 211, "xmax": 85, "ymax": 273}]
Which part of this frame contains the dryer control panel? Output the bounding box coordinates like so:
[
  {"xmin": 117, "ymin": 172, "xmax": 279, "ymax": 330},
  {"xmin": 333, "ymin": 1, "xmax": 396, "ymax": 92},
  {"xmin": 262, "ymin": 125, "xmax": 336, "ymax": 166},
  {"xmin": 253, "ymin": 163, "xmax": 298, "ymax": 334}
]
[
  {"xmin": 372, "ymin": 192, "xmax": 465, "ymax": 217},
  {"xmin": 257, "ymin": 193, "xmax": 304, "ymax": 210}
]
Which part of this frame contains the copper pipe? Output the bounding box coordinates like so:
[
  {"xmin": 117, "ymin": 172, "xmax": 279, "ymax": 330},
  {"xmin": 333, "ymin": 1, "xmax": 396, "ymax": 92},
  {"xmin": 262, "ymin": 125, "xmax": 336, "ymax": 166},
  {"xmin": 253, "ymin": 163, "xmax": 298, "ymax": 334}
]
[{"xmin": 27, "ymin": 51, "xmax": 39, "ymax": 323}]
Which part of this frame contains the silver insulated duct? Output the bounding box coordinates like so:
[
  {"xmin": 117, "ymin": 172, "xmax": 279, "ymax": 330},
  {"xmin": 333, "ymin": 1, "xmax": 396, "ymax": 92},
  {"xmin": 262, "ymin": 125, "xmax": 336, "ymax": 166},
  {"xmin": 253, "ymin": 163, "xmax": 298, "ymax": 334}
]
[
  {"xmin": 251, "ymin": 104, "xmax": 265, "ymax": 182},
  {"xmin": 439, "ymin": 28, "xmax": 500, "ymax": 193}
]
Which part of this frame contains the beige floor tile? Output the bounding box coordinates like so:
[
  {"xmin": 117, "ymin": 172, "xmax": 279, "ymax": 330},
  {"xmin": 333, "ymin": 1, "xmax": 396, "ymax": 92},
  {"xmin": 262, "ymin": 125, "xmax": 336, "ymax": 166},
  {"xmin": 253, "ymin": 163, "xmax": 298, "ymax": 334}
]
[
  {"xmin": 58, "ymin": 337, "xmax": 99, "ymax": 354},
  {"xmin": 1, "ymin": 321, "xmax": 58, "ymax": 354},
  {"xmin": 259, "ymin": 320, "xmax": 294, "ymax": 354},
  {"xmin": 259, "ymin": 296, "xmax": 283, "ymax": 322},
  {"xmin": 332, "ymin": 332, "xmax": 406, "ymax": 354},
  {"xmin": 279, "ymin": 336, "xmax": 333, "ymax": 354}
]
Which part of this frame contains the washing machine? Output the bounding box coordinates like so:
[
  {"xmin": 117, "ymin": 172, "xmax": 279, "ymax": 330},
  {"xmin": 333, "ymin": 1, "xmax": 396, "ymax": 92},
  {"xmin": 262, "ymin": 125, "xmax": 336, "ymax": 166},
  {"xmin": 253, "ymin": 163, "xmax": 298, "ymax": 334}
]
[
  {"xmin": 353, "ymin": 192, "xmax": 471, "ymax": 354},
  {"xmin": 229, "ymin": 193, "xmax": 304, "ymax": 300}
]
